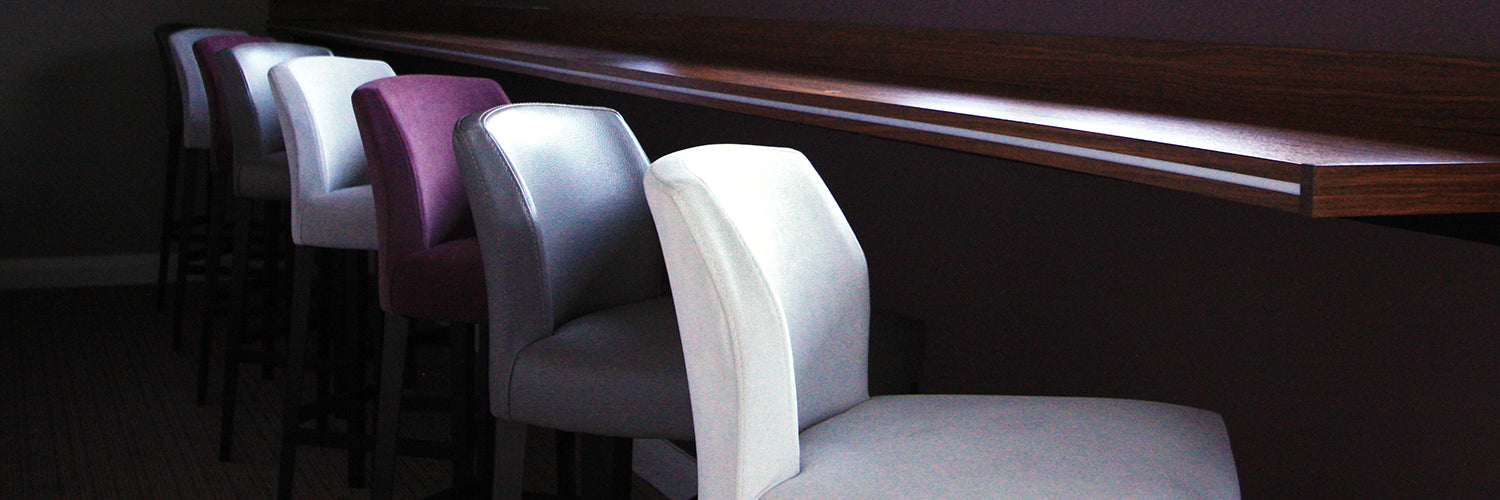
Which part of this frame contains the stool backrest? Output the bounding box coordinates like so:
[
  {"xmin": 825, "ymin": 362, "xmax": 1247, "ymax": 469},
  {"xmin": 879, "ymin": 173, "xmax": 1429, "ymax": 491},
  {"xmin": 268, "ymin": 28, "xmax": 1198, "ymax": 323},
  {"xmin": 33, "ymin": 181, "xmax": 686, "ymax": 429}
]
[
  {"xmin": 645, "ymin": 144, "xmax": 871, "ymax": 499},
  {"xmin": 167, "ymin": 27, "xmax": 245, "ymax": 149},
  {"xmin": 351, "ymin": 74, "xmax": 510, "ymax": 312},
  {"xmin": 454, "ymin": 103, "xmax": 669, "ymax": 411},
  {"xmin": 270, "ymin": 56, "xmax": 395, "ymax": 246},
  {"xmin": 192, "ymin": 34, "xmax": 273, "ymax": 170},
  {"xmin": 217, "ymin": 42, "xmax": 333, "ymax": 196}
]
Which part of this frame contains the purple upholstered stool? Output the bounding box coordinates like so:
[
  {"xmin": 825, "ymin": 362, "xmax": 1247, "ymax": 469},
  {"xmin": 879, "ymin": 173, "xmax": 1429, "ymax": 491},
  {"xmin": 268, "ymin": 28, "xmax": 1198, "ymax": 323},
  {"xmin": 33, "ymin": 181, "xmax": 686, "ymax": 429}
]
[
  {"xmin": 186, "ymin": 34, "xmax": 274, "ymax": 410},
  {"xmin": 352, "ymin": 74, "xmax": 509, "ymax": 500}
]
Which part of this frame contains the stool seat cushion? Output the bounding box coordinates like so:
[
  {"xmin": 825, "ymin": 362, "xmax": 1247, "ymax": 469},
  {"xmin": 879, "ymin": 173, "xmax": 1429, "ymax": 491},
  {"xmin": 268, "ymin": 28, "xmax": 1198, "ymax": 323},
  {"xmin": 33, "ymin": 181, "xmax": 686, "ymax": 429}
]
[
  {"xmin": 387, "ymin": 236, "xmax": 487, "ymax": 324},
  {"xmin": 297, "ymin": 184, "xmax": 377, "ymax": 250},
  {"xmin": 764, "ymin": 394, "xmax": 1240, "ymax": 499},
  {"xmin": 234, "ymin": 151, "xmax": 291, "ymax": 200},
  {"xmin": 508, "ymin": 296, "xmax": 693, "ymax": 440}
]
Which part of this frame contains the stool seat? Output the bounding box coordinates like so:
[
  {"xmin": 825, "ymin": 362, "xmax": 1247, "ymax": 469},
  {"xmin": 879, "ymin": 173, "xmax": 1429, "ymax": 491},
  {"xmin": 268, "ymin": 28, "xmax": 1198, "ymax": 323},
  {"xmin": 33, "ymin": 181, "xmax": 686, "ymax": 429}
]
[
  {"xmin": 387, "ymin": 236, "xmax": 488, "ymax": 325},
  {"xmin": 768, "ymin": 395, "xmax": 1236, "ymax": 499},
  {"xmin": 234, "ymin": 150, "xmax": 290, "ymax": 199},
  {"xmin": 296, "ymin": 184, "xmax": 377, "ymax": 250},
  {"xmin": 509, "ymin": 296, "xmax": 692, "ymax": 439}
]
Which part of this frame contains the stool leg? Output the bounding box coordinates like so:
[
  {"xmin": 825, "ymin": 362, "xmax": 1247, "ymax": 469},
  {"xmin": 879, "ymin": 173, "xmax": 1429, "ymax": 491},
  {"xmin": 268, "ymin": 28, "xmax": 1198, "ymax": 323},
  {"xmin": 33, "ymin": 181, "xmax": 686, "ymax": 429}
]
[
  {"xmin": 475, "ymin": 324, "xmax": 496, "ymax": 495},
  {"xmin": 342, "ymin": 250, "xmax": 368, "ymax": 488},
  {"xmin": 580, "ymin": 435, "xmax": 634, "ymax": 499},
  {"xmin": 557, "ymin": 431, "xmax": 577, "ymax": 497},
  {"xmin": 449, "ymin": 323, "xmax": 477, "ymax": 495},
  {"xmin": 611, "ymin": 437, "xmax": 633, "ymax": 500},
  {"xmin": 371, "ymin": 313, "xmax": 411, "ymax": 500},
  {"xmin": 170, "ymin": 149, "xmax": 203, "ymax": 351},
  {"xmin": 314, "ymin": 250, "xmax": 335, "ymax": 432},
  {"xmin": 262, "ymin": 205, "xmax": 290, "ymax": 381},
  {"xmin": 196, "ymin": 167, "xmax": 228, "ymax": 406},
  {"xmin": 277, "ymin": 245, "xmax": 316, "ymax": 499},
  {"xmin": 491, "ymin": 420, "xmax": 528, "ymax": 500},
  {"xmin": 218, "ymin": 197, "xmax": 254, "ymax": 461},
  {"xmin": 157, "ymin": 140, "xmax": 184, "ymax": 311}
]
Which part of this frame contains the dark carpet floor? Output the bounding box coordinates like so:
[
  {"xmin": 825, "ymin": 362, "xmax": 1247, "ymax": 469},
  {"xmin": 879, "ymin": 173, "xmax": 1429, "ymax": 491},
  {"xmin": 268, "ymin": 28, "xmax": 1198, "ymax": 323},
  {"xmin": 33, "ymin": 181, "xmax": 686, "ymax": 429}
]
[{"xmin": 0, "ymin": 285, "xmax": 665, "ymax": 499}]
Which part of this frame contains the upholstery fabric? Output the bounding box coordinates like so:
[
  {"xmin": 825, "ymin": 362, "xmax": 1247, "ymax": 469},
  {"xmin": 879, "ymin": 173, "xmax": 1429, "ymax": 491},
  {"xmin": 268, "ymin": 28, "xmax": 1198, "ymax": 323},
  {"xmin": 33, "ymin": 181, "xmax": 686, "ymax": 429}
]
[
  {"xmin": 168, "ymin": 27, "xmax": 244, "ymax": 150},
  {"xmin": 452, "ymin": 103, "xmax": 688, "ymax": 436},
  {"xmin": 645, "ymin": 144, "xmax": 1241, "ymax": 499},
  {"xmin": 351, "ymin": 74, "xmax": 509, "ymax": 318},
  {"xmin": 386, "ymin": 237, "xmax": 488, "ymax": 324},
  {"xmin": 192, "ymin": 34, "xmax": 273, "ymax": 175},
  {"xmin": 269, "ymin": 56, "xmax": 395, "ymax": 249},
  {"xmin": 217, "ymin": 42, "xmax": 332, "ymax": 200},
  {"xmin": 769, "ymin": 395, "xmax": 1240, "ymax": 499}
]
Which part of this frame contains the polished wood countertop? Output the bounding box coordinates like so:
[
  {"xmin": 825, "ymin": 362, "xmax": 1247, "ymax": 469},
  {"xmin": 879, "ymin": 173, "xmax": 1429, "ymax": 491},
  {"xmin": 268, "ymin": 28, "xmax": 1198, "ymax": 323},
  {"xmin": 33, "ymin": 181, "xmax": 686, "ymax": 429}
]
[{"xmin": 268, "ymin": 11, "xmax": 1500, "ymax": 217}]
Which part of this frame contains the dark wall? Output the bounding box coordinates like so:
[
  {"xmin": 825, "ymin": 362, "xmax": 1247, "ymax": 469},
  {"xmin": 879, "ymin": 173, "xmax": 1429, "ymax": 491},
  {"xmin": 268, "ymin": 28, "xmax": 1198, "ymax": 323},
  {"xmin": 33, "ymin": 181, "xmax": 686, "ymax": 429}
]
[
  {"xmin": 481, "ymin": 0, "xmax": 1500, "ymax": 58},
  {"xmin": 0, "ymin": 0, "xmax": 267, "ymax": 260}
]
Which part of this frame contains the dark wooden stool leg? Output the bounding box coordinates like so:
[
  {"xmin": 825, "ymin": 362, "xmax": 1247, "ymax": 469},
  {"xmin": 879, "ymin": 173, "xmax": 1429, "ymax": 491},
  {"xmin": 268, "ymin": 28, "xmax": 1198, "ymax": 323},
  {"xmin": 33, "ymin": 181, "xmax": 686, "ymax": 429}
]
[
  {"xmin": 371, "ymin": 313, "xmax": 411, "ymax": 500},
  {"xmin": 277, "ymin": 245, "xmax": 316, "ymax": 499}
]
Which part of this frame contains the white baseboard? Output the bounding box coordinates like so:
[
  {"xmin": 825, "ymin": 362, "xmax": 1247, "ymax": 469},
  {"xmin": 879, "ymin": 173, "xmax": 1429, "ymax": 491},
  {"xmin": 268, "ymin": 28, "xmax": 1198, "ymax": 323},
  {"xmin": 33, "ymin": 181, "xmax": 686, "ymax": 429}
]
[
  {"xmin": 0, "ymin": 253, "xmax": 158, "ymax": 290},
  {"xmin": 635, "ymin": 438, "xmax": 697, "ymax": 500}
]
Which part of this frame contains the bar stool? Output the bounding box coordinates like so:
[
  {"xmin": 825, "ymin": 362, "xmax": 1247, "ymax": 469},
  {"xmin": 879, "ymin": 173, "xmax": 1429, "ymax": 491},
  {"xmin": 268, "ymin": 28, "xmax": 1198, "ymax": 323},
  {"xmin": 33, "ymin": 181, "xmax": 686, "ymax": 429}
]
[
  {"xmin": 159, "ymin": 26, "xmax": 246, "ymax": 347},
  {"xmin": 152, "ymin": 22, "xmax": 193, "ymax": 312},
  {"xmin": 645, "ymin": 144, "xmax": 1242, "ymax": 499},
  {"xmin": 453, "ymin": 103, "xmax": 695, "ymax": 500},
  {"xmin": 189, "ymin": 33, "xmax": 274, "ymax": 407},
  {"xmin": 351, "ymin": 74, "xmax": 509, "ymax": 500},
  {"xmin": 268, "ymin": 54, "xmax": 397, "ymax": 499},
  {"xmin": 209, "ymin": 41, "xmax": 333, "ymax": 461}
]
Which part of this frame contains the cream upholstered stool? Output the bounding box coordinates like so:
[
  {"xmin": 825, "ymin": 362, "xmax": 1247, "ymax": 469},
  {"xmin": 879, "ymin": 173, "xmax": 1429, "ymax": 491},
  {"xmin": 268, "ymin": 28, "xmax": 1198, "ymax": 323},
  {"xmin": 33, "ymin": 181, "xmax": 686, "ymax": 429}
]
[
  {"xmin": 645, "ymin": 144, "xmax": 1242, "ymax": 499},
  {"xmin": 268, "ymin": 54, "xmax": 396, "ymax": 499},
  {"xmin": 158, "ymin": 25, "xmax": 245, "ymax": 329},
  {"xmin": 210, "ymin": 41, "xmax": 333, "ymax": 461},
  {"xmin": 186, "ymin": 34, "xmax": 270, "ymax": 400},
  {"xmin": 454, "ymin": 103, "xmax": 694, "ymax": 500}
]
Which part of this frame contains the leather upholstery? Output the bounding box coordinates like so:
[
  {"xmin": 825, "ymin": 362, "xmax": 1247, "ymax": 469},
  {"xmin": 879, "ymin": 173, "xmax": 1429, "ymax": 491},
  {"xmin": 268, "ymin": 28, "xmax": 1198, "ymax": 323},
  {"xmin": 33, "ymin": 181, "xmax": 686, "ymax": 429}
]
[
  {"xmin": 217, "ymin": 42, "xmax": 332, "ymax": 200},
  {"xmin": 771, "ymin": 395, "xmax": 1239, "ymax": 499},
  {"xmin": 453, "ymin": 103, "xmax": 691, "ymax": 438},
  {"xmin": 507, "ymin": 297, "xmax": 690, "ymax": 437},
  {"xmin": 645, "ymin": 144, "xmax": 1241, "ymax": 499},
  {"xmin": 168, "ymin": 27, "xmax": 244, "ymax": 150},
  {"xmin": 269, "ymin": 56, "xmax": 395, "ymax": 249},
  {"xmin": 645, "ymin": 145, "xmax": 866, "ymax": 498},
  {"xmin": 351, "ymin": 74, "xmax": 509, "ymax": 322}
]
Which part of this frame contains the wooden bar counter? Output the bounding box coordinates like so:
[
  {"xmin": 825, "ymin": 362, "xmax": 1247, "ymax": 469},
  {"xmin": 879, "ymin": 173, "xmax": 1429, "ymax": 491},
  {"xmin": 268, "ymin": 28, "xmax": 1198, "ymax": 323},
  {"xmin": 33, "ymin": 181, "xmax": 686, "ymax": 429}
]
[
  {"xmin": 267, "ymin": 4, "xmax": 1500, "ymax": 498},
  {"xmin": 269, "ymin": 2, "xmax": 1500, "ymax": 217}
]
